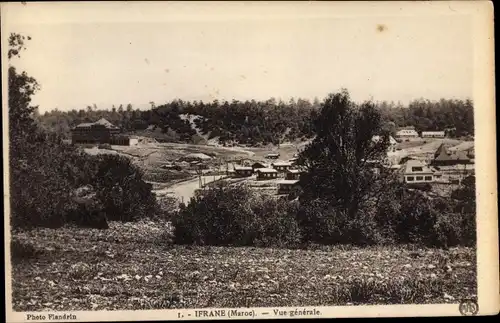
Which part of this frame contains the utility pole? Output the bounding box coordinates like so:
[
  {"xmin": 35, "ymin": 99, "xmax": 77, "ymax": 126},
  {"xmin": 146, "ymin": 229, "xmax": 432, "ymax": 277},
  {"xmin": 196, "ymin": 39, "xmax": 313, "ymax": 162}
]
[{"xmin": 196, "ymin": 166, "xmax": 203, "ymax": 189}]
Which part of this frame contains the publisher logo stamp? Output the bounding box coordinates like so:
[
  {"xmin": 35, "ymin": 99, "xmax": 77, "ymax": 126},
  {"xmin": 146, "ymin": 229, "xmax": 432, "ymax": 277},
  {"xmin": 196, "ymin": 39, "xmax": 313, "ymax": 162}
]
[{"xmin": 459, "ymin": 299, "xmax": 478, "ymax": 316}]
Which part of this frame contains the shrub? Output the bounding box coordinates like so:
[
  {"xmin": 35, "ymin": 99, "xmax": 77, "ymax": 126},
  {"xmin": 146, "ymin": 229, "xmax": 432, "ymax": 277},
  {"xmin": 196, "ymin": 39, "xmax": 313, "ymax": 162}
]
[
  {"xmin": 9, "ymin": 135, "xmax": 80, "ymax": 229},
  {"xmin": 172, "ymin": 182, "xmax": 301, "ymax": 248},
  {"xmin": 393, "ymin": 190, "xmax": 437, "ymax": 244},
  {"xmin": 93, "ymin": 154, "xmax": 157, "ymax": 222},
  {"xmin": 10, "ymin": 134, "xmax": 158, "ymax": 229},
  {"xmin": 296, "ymin": 199, "xmax": 383, "ymax": 246},
  {"xmin": 374, "ymin": 192, "xmax": 402, "ymax": 244},
  {"xmin": 430, "ymin": 213, "xmax": 463, "ymax": 248},
  {"xmin": 66, "ymin": 203, "xmax": 109, "ymax": 229},
  {"xmin": 374, "ymin": 187, "xmax": 476, "ymax": 248},
  {"xmin": 10, "ymin": 238, "xmax": 39, "ymax": 261},
  {"xmin": 346, "ymin": 208, "xmax": 385, "ymax": 246},
  {"xmin": 150, "ymin": 196, "xmax": 179, "ymax": 222},
  {"xmin": 459, "ymin": 211, "xmax": 476, "ymax": 246},
  {"xmin": 296, "ymin": 199, "xmax": 357, "ymax": 245},
  {"xmin": 251, "ymin": 197, "xmax": 302, "ymax": 248}
]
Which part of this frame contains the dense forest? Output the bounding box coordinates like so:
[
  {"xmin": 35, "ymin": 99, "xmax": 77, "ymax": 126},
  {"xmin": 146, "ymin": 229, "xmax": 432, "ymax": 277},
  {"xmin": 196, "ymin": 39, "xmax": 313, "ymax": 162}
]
[
  {"xmin": 36, "ymin": 97, "xmax": 474, "ymax": 145},
  {"xmin": 37, "ymin": 99, "xmax": 474, "ymax": 145}
]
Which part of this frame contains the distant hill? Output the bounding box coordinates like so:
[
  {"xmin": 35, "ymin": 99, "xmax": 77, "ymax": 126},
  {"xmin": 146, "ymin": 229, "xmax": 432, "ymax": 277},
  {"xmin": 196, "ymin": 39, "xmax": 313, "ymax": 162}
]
[{"xmin": 37, "ymin": 97, "xmax": 474, "ymax": 146}]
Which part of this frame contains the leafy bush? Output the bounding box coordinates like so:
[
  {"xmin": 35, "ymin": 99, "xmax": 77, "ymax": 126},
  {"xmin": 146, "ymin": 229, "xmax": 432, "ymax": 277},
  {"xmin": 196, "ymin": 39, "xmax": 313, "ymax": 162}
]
[
  {"xmin": 459, "ymin": 212, "xmax": 476, "ymax": 246},
  {"xmin": 172, "ymin": 183, "xmax": 301, "ymax": 248},
  {"xmin": 296, "ymin": 199, "xmax": 382, "ymax": 246},
  {"xmin": 9, "ymin": 134, "xmax": 81, "ymax": 229},
  {"xmin": 373, "ymin": 187, "xmax": 476, "ymax": 248},
  {"xmin": 430, "ymin": 213, "xmax": 464, "ymax": 248},
  {"xmin": 150, "ymin": 196, "xmax": 179, "ymax": 222},
  {"xmin": 66, "ymin": 203, "xmax": 109, "ymax": 230},
  {"xmin": 10, "ymin": 134, "xmax": 158, "ymax": 229},
  {"xmin": 296, "ymin": 199, "xmax": 346, "ymax": 244},
  {"xmin": 294, "ymin": 183, "xmax": 476, "ymax": 248},
  {"xmin": 92, "ymin": 154, "xmax": 158, "ymax": 222},
  {"xmin": 10, "ymin": 238, "xmax": 39, "ymax": 261},
  {"xmin": 250, "ymin": 197, "xmax": 302, "ymax": 248},
  {"xmin": 393, "ymin": 190, "xmax": 437, "ymax": 244}
]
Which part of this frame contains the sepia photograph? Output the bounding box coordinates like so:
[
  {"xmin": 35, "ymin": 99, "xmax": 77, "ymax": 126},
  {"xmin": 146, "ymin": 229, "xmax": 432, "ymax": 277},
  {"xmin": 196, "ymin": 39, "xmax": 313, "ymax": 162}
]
[{"xmin": 2, "ymin": 1, "xmax": 498, "ymax": 321}]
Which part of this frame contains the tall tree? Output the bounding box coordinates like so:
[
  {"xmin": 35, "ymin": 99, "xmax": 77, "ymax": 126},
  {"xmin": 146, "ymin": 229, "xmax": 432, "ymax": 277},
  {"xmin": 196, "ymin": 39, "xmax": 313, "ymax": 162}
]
[
  {"xmin": 8, "ymin": 34, "xmax": 40, "ymax": 145},
  {"xmin": 297, "ymin": 90, "xmax": 391, "ymax": 217},
  {"xmin": 8, "ymin": 33, "xmax": 77, "ymax": 228}
]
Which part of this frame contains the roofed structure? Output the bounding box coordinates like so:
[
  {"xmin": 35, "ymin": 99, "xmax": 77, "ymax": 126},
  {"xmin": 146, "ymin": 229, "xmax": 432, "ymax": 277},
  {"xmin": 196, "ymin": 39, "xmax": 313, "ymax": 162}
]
[
  {"xmin": 71, "ymin": 118, "xmax": 122, "ymax": 144},
  {"xmin": 432, "ymin": 143, "xmax": 471, "ymax": 166},
  {"xmin": 256, "ymin": 167, "xmax": 278, "ymax": 180},
  {"xmin": 256, "ymin": 168, "xmax": 278, "ymax": 173},
  {"xmin": 73, "ymin": 118, "xmax": 120, "ymax": 130},
  {"xmin": 251, "ymin": 161, "xmax": 268, "ymax": 170},
  {"xmin": 402, "ymin": 160, "xmax": 435, "ymax": 184}
]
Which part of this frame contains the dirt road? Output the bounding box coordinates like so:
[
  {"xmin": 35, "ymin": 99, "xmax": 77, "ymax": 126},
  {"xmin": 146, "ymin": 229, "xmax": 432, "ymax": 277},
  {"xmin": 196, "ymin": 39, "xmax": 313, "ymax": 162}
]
[{"xmin": 153, "ymin": 175, "xmax": 226, "ymax": 203}]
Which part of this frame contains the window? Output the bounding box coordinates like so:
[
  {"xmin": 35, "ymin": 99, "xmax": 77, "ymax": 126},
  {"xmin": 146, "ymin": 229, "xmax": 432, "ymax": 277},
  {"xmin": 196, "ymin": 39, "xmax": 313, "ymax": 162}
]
[
  {"xmin": 416, "ymin": 176, "xmax": 423, "ymax": 181},
  {"xmin": 425, "ymin": 176, "xmax": 432, "ymax": 181},
  {"xmin": 412, "ymin": 167, "xmax": 423, "ymax": 172},
  {"xmin": 407, "ymin": 176, "xmax": 414, "ymax": 181}
]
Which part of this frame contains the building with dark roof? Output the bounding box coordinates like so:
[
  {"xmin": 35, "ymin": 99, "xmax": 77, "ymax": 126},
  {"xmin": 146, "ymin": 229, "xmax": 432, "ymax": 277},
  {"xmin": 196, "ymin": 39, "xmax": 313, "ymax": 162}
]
[
  {"xmin": 251, "ymin": 162, "xmax": 268, "ymax": 172},
  {"xmin": 277, "ymin": 179, "xmax": 300, "ymax": 194},
  {"xmin": 432, "ymin": 143, "xmax": 471, "ymax": 166},
  {"xmin": 256, "ymin": 168, "xmax": 278, "ymax": 180},
  {"xmin": 233, "ymin": 166, "xmax": 253, "ymax": 177},
  {"xmin": 285, "ymin": 169, "xmax": 303, "ymax": 181},
  {"xmin": 272, "ymin": 161, "xmax": 293, "ymax": 172},
  {"xmin": 71, "ymin": 118, "xmax": 121, "ymax": 145}
]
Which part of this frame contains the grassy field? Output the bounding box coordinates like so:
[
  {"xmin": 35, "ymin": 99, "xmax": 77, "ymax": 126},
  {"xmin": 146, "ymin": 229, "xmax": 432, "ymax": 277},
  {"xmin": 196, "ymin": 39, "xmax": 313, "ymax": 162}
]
[{"xmin": 11, "ymin": 222, "xmax": 476, "ymax": 311}]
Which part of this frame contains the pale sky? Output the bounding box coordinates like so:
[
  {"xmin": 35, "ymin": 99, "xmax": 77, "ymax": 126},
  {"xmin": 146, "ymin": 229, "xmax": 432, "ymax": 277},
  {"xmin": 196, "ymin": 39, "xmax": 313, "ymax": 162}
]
[{"xmin": 3, "ymin": 2, "xmax": 474, "ymax": 113}]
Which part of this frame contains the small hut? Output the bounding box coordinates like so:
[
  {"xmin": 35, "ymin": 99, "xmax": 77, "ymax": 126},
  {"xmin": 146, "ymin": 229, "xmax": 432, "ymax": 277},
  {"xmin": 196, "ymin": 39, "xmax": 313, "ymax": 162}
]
[
  {"xmin": 272, "ymin": 161, "xmax": 293, "ymax": 172},
  {"xmin": 432, "ymin": 144, "xmax": 471, "ymax": 166},
  {"xmin": 277, "ymin": 180, "xmax": 300, "ymax": 194},
  {"xmin": 285, "ymin": 169, "xmax": 302, "ymax": 181},
  {"xmin": 233, "ymin": 166, "xmax": 253, "ymax": 177},
  {"xmin": 256, "ymin": 168, "xmax": 278, "ymax": 180},
  {"xmin": 251, "ymin": 161, "xmax": 268, "ymax": 172}
]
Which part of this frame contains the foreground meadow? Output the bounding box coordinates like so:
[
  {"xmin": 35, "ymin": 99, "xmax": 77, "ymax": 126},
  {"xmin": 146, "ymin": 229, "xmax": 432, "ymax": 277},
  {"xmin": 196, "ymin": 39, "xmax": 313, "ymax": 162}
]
[{"xmin": 11, "ymin": 221, "xmax": 476, "ymax": 311}]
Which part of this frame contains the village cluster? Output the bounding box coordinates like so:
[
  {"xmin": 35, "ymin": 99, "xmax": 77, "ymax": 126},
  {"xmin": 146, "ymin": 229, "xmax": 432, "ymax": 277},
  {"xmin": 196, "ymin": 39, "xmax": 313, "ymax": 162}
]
[
  {"xmin": 390, "ymin": 126, "xmax": 474, "ymax": 187},
  {"xmin": 68, "ymin": 118, "xmax": 475, "ymax": 199}
]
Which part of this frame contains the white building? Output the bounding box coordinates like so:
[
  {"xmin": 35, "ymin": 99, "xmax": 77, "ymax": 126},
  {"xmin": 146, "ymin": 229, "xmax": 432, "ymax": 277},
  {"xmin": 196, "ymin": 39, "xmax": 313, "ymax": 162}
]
[
  {"xmin": 402, "ymin": 160, "xmax": 434, "ymax": 184},
  {"xmin": 233, "ymin": 166, "xmax": 253, "ymax": 177},
  {"xmin": 256, "ymin": 168, "xmax": 279, "ymax": 180},
  {"xmin": 421, "ymin": 131, "xmax": 445, "ymax": 138},
  {"xmin": 395, "ymin": 129, "xmax": 419, "ymax": 138},
  {"xmin": 271, "ymin": 161, "xmax": 293, "ymax": 172}
]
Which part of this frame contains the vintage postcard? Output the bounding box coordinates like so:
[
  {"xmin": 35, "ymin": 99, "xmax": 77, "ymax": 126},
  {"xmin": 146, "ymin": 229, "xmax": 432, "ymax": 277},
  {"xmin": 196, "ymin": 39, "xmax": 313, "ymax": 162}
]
[{"xmin": 2, "ymin": 1, "xmax": 498, "ymax": 321}]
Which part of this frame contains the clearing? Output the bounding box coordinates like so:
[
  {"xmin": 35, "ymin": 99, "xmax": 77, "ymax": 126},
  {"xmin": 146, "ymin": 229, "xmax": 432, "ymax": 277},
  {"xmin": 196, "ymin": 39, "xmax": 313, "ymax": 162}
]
[
  {"xmin": 11, "ymin": 221, "xmax": 476, "ymax": 311},
  {"xmin": 154, "ymin": 175, "xmax": 227, "ymax": 203}
]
